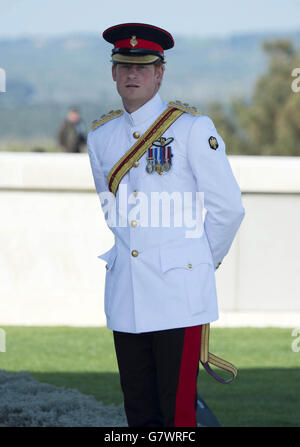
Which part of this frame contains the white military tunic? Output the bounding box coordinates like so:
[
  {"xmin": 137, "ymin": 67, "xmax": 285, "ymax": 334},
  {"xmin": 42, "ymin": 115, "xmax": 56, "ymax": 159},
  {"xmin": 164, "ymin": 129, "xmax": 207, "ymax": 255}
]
[{"xmin": 87, "ymin": 93, "xmax": 245, "ymax": 333}]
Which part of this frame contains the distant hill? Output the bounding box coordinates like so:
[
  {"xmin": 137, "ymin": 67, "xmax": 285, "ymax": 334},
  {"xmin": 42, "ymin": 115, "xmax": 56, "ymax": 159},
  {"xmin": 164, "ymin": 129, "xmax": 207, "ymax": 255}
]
[{"xmin": 1, "ymin": 29, "xmax": 300, "ymax": 140}]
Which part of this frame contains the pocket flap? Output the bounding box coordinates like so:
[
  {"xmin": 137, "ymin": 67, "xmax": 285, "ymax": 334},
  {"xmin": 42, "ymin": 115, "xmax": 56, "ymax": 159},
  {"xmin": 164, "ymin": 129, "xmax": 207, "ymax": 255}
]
[
  {"xmin": 160, "ymin": 238, "xmax": 213, "ymax": 273},
  {"xmin": 98, "ymin": 245, "xmax": 117, "ymax": 270}
]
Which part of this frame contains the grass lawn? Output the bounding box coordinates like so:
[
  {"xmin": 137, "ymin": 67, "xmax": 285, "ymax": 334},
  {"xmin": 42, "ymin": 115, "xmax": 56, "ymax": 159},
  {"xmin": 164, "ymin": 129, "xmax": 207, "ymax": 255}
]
[{"xmin": 0, "ymin": 326, "xmax": 299, "ymax": 427}]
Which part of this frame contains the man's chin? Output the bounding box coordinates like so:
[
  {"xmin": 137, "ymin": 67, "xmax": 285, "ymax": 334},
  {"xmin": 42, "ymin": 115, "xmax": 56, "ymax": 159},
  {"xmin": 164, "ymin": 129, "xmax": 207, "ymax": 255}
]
[
  {"xmin": 120, "ymin": 90, "xmax": 157, "ymax": 112},
  {"xmin": 124, "ymin": 88, "xmax": 141, "ymax": 98}
]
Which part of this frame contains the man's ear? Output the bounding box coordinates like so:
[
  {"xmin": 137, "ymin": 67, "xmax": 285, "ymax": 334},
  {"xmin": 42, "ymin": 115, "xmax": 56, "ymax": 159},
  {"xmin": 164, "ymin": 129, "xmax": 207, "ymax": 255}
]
[
  {"xmin": 155, "ymin": 64, "xmax": 164, "ymax": 86},
  {"xmin": 112, "ymin": 64, "xmax": 117, "ymax": 82}
]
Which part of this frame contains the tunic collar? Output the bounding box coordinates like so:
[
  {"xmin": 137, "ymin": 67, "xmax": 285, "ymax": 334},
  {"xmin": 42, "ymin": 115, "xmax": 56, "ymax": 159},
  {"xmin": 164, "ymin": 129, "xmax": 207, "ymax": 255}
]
[{"xmin": 123, "ymin": 93, "xmax": 166, "ymax": 127}]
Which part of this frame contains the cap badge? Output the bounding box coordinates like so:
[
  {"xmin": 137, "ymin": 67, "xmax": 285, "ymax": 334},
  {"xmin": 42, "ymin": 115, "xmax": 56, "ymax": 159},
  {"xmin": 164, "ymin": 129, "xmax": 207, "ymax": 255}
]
[{"xmin": 130, "ymin": 35, "xmax": 138, "ymax": 47}]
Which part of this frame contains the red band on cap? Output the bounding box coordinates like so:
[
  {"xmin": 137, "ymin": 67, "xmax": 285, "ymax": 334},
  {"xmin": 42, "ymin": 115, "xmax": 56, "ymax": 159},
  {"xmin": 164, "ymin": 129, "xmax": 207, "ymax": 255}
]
[{"xmin": 115, "ymin": 38, "xmax": 164, "ymax": 54}]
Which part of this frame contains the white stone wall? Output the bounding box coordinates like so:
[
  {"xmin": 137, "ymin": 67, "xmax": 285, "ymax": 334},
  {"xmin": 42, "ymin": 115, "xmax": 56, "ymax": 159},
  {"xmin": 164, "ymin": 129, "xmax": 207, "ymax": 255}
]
[{"xmin": 0, "ymin": 152, "xmax": 299, "ymax": 327}]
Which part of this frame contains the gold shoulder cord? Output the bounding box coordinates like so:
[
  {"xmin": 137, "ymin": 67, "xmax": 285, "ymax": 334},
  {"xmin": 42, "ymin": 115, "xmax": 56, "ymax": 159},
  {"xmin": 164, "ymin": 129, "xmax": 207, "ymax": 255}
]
[
  {"xmin": 107, "ymin": 105, "xmax": 184, "ymax": 195},
  {"xmin": 91, "ymin": 101, "xmax": 201, "ymax": 195},
  {"xmin": 200, "ymin": 324, "xmax": 237, "ymax": 384},
  {"xmin": 107, "ymin": 101, "xmax": 201, "ymax": 195}
]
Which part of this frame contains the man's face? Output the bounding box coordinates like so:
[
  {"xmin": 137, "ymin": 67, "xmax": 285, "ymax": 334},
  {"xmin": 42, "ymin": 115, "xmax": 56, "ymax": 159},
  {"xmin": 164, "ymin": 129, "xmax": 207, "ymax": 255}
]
[
  {"xmin": 112, "ymin": 63, "xmax": 164, "ymax": 111},
  {"xmin": 67, "ymin": 110, "xmax": 80, "ymax": 123}
]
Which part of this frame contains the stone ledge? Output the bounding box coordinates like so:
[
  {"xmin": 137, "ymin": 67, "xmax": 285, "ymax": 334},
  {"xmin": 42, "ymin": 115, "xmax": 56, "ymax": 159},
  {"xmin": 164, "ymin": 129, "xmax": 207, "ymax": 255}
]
[
  {"xmin": 1, "ymin": 152, "xmax": 300, "ymax": 193},
  {"xmin": 0, "ymin": 152, "xmax": 95, "ymax": 191},
  {"xmin": 214, "ymin": 311, "xmax": 300, "ymax": 328}
]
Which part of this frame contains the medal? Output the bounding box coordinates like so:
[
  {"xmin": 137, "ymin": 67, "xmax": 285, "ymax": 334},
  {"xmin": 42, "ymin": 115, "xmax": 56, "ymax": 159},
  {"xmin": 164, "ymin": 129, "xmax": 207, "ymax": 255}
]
[
  {"xmin": 163, "ymin": 162, "xmax": 170, "ymax": 171},
  {"xmin": 146, "ymin": 137, "xmax": 174, "ymax": 175},
  {"xmin": 155, "ymin": 147, "xmax": 164, "ymax": 175},
  {"xmin": 146, "ymin": 161, "xmax": 154, "ymax": 173},
  {"xmin": 162, "ymin": 145, "xmax": 172, "ymax": 171},
  {"xmin": 155, "ymin": 163, "xmax": 163, "ymax": 175},
  {"xmin": 146, "ymin": 147, "xmax": 155, "ymax": 174}
]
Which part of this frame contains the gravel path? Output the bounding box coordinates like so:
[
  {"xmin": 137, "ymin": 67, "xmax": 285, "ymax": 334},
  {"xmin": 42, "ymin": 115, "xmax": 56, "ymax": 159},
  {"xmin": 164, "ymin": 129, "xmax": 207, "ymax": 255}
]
[{"xmin": 0, "ymin": 369, "xmax": 128, "ymax": 427}]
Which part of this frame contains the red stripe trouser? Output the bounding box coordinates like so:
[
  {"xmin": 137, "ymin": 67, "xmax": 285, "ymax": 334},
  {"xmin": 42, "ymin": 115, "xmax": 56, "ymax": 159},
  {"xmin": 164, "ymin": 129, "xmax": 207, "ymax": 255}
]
[{"xmin": 113, "ymin": 324, "xmax": 202, "ymax": 427}]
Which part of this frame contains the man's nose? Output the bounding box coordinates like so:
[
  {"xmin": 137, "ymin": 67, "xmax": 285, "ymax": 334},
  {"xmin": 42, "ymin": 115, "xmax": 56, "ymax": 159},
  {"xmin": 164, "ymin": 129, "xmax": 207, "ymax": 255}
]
[{"xmin": 127, "ymin": 66, "xmax": 138, "ymax": 78}]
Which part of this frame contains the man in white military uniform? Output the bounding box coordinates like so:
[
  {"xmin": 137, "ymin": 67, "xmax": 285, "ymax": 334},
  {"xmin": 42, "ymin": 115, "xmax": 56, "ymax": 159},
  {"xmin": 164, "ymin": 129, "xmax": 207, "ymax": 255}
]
[{"xmin": 87, "ymin": 23, "xmax": 245, "ymax": 427}]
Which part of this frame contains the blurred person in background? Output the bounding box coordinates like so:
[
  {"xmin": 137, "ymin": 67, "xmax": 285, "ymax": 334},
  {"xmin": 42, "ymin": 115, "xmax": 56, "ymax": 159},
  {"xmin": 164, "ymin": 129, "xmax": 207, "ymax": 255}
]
[{"xmin": 57, "ymin": 107, "xmax": 87, "ymax": 153}]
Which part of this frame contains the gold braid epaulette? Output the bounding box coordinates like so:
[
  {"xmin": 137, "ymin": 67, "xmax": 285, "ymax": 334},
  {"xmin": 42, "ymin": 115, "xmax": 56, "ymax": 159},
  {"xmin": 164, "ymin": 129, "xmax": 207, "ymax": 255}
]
[
  {"xmin": 167, "ymin": 100, "xmax": 201, "ymax": 115},
  {"xmin": 90, "ymin": 109, "xmax": 123, "ymax": 131}
]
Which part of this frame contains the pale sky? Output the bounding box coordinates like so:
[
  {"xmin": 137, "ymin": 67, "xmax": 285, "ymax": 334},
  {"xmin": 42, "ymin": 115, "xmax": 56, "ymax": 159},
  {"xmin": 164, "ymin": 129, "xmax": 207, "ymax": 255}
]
[{"xmin": 0, "ymin": 0, "xmax": 299, "ymax": 39}]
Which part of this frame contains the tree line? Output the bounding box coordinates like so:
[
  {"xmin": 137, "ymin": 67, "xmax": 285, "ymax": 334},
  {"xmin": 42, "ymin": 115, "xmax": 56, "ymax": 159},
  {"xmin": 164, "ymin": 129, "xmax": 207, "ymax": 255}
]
[{"xmin": 208, "ymin": 39, "xmax": 300, "ymax": 156}]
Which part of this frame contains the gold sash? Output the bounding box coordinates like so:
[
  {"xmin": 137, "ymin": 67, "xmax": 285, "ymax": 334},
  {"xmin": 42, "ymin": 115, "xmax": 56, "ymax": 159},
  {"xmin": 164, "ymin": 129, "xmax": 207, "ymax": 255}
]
[{"xmin": 107, "ymin": 106, "xmax": 185, "ymax": 195}]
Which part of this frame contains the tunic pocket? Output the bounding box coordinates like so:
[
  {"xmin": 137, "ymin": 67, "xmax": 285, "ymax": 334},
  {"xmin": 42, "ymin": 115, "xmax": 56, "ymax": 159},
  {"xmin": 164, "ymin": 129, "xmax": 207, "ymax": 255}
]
[
  {"xmin": 160, "ymin": 238, "xmax": 214, "ymax": 315},
  {"xmin": 98, "ymin": 245, "xmax": 117, "ymax": 270},
  {"xmin": 183, "ymin": 262, "xmax": 214, "ymax": 315}
]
